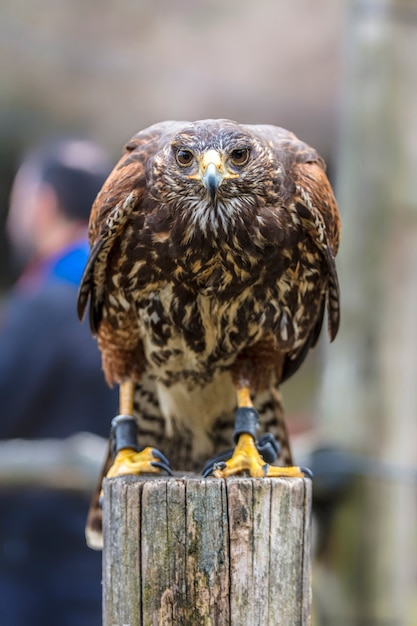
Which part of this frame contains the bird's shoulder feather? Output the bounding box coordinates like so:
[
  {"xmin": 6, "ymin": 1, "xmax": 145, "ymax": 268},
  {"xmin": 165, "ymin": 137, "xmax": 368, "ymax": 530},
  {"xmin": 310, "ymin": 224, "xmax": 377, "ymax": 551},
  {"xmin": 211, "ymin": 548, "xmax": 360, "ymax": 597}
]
[{"xmin": 77, "ymin": 121, "xmax": 184, "ymax": 330}]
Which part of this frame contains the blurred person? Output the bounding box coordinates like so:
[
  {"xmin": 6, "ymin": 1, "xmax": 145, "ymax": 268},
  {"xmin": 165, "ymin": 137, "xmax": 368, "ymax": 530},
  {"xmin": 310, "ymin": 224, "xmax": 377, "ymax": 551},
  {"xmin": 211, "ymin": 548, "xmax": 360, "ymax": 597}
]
[{"xmin": 0, "ymin": 138, "xmax": 118, "ymax": 626}]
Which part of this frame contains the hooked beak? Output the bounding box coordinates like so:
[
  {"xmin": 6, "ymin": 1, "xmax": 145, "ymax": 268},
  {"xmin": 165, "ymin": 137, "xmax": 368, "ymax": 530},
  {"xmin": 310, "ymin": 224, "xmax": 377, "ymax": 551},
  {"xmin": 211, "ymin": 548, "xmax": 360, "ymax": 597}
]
[
  {"xmin": 200, "ymin": 150, "xmax": 225, "ymax": 202},
  {"xmin": 202, "ymin": 162, "xmax": 223, "ymax": 202}
]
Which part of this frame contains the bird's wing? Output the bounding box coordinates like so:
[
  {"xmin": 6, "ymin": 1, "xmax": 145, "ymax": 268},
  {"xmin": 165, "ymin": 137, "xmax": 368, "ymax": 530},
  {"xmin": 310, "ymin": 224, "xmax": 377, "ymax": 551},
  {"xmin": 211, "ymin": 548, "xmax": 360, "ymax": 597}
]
[
  {"xmin": 77, "ymin": 121, "xmax": 187, "ymax": 334},
  {"xmin": 293, "ymin": 158, "xmax": 341, "ymax": 342},
  {"xmin": 247, "ymin": 125, "xmax": 341, "ymax": 381}
]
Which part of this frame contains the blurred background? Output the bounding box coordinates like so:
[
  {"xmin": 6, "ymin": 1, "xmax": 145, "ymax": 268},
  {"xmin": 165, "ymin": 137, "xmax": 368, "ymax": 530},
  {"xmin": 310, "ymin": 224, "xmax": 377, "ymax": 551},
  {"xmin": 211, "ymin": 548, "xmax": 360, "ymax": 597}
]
[{"xmin": 0, "ymin": 0, "xmax": 416, "ymax": 624}]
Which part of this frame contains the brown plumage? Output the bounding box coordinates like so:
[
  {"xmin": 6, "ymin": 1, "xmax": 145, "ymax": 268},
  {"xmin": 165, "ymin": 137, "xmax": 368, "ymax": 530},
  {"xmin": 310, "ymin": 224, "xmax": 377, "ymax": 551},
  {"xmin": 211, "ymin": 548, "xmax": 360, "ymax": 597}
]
[{"xmin": 78, "ymin": 119, "xmax": 340, "ymax": 547}]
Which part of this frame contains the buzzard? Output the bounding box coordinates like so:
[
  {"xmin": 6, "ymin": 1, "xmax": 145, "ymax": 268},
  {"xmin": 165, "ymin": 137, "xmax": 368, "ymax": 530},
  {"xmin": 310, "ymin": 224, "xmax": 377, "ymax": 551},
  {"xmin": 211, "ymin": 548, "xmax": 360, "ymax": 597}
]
[{"xmin": 78, "ymin": 119, "xmax": 340, "ymax": 548}]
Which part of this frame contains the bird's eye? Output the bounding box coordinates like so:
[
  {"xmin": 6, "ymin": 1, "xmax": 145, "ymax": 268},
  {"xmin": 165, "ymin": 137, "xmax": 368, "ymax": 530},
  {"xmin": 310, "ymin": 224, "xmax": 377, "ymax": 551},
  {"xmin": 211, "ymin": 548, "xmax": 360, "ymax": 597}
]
[
  {"xmin": 175, "ymin": 148, "xmax": 194, "ymax": 167},
  {"xmin": 230, "ymin": 148, "xmax": 250, "ymax": 166}
]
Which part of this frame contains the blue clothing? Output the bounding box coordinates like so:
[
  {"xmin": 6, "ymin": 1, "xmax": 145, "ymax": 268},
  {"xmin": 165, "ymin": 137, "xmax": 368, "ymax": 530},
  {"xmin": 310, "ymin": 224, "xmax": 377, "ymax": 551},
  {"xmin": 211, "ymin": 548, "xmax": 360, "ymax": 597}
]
[
  {"xmin": 0, "ymin": 241, "xmax": 118, "ymax": 626},
  {"xmin": 48, "ymin": 239, "xmax": 91, "ymax": 285},
  {"xmin": 0, "ymin": 241, "xmax": 117, "ymax": 438}
]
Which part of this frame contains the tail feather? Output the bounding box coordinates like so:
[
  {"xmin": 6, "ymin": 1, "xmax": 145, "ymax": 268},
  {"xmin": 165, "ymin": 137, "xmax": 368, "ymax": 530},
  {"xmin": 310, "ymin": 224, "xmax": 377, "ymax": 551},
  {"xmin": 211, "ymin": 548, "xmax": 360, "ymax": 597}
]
[{"xmin": 85, "ymin": 443, "xmax": 113, "ymax": 550}]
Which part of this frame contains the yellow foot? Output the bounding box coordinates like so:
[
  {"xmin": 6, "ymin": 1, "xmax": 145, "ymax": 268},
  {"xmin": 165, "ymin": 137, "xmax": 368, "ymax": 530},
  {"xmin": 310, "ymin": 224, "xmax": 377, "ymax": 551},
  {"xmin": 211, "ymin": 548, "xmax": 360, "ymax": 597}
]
[
  {"xmin": 106, "ymin": 446, "xmax": 172, "ymax": 479},
  {"xmin": 212, "ymin": 433, "xmax": 306, "ymax": 479}
]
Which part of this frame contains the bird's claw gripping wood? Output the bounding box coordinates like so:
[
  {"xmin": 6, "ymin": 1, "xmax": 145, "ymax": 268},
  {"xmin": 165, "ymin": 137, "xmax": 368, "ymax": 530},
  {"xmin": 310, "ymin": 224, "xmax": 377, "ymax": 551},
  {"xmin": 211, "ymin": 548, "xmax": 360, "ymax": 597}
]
[
  {"xmin": 207, "ymin": 390, "xmax": 309, "ymax": 479},
  {"xmin": 211, "ymin": 433, "xmax": 306, "ymax": 479},
  {"xmin": 106, "ymin": 384, "xmax": 172, "ymax": 478},
  {"xmin": 202, "ymin": 433, "xmax": 280, "ymax": 477},
  {"xmin": 106, "ymin": 446, "xmax": 172, "ymax": 478}
]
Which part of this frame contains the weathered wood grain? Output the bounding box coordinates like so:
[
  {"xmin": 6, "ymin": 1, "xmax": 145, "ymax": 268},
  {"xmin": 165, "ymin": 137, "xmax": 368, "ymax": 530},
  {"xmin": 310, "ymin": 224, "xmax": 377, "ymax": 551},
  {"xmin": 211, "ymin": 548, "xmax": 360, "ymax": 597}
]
[{"xmin": 103, "ymin": 476, "xmax": 311, "ymax": 626}]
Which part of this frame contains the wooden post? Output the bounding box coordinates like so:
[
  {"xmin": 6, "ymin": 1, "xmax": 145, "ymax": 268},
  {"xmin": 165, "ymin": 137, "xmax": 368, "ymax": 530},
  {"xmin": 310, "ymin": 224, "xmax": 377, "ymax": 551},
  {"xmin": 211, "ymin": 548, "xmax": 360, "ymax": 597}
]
[{"xmin": 102, "ymin": 476, "xmax": 312, "ymax": 626}]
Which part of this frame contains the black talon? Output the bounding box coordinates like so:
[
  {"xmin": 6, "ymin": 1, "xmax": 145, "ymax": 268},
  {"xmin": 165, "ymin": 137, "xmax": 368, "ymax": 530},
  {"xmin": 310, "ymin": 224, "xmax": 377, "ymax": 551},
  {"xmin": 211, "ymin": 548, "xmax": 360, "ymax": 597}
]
[
  {"xmin": 202, "ymin": 463, "xmax": 215, "ymax": 478},
  {"xmin": 150, "ymin": 448, "xmax": 171, "ymax": 468},
  {"xmin": 202, "ymin": 460, "xmax": 227, "ymax": 478},
  {"xmin": 150, "ymin": 461, "xmax": 173, "ymax": 476},
  {"xmin": 300, "ymin": 466, "xmax": 314, "ymax": 480},
  {"xmin": 202, "ymin": 449, "xmax": 233, "ymax": 477},
  {"xmin": 256, "ymin": 433, "xmax": 280, "ymax": 464}
]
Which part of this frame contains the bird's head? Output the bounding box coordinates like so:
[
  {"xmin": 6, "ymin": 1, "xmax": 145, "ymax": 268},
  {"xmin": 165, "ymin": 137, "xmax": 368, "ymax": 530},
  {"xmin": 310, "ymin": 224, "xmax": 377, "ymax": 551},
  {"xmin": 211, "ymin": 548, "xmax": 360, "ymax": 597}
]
[{"xmin": 151, "ymin": 119, "xmax": 275, "ymax": 237}]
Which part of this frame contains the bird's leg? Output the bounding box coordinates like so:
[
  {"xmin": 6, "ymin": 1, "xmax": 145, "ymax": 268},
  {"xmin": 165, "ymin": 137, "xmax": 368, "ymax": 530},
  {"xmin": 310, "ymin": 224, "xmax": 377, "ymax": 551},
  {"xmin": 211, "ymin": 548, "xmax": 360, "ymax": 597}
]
[
  {"xmin": 106, "ymin": 381, "xmax": 171, "ymax": 479},
  {"xmin": 212, "ymin": 386, "xmax": 305, "ymax": 479}
]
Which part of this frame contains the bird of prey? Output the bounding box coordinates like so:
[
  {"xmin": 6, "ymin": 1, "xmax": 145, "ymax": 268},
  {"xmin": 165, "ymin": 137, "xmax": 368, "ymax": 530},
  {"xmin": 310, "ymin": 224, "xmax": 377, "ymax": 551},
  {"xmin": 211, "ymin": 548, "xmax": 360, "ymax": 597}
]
[{"xmin": 78, "ymin": 119, "xmax": 340, "ymax": 549}]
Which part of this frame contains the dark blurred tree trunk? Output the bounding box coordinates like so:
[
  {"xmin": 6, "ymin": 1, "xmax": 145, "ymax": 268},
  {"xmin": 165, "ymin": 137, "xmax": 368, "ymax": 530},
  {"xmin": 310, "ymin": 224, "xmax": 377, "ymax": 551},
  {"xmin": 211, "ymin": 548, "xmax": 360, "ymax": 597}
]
[{"xmin": 318, "ymin": 1, "xmax": 417, "ymax": 624}]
